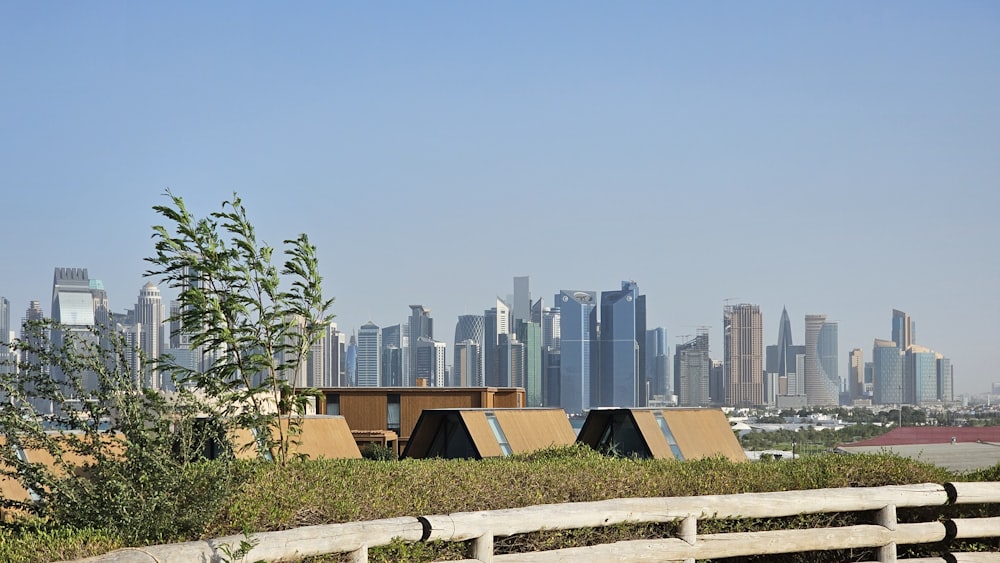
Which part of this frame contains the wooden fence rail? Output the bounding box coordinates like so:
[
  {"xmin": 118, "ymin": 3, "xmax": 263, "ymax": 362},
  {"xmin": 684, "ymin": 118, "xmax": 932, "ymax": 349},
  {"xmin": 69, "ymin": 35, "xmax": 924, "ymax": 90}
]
[{"xmin": 71, "ymin": 481, "xmax": 1000, "ymax": 563}]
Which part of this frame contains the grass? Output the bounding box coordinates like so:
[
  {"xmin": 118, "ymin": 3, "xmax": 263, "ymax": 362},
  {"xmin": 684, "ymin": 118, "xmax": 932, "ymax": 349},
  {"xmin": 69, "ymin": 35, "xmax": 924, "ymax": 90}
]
[{"xmin": 1, "ymin": 445, "xmax": 996, "ymax": 562}]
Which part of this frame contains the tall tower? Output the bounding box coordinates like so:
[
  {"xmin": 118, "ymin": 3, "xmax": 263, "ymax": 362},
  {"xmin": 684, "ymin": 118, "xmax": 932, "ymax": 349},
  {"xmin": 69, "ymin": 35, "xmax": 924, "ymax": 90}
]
[
  {"xmin": 723, "ymin": 303, "xmax": 764, "ymax": 407},
  {"xmin": 556, "ymin": 290, "xmax": 597, "ymax": 414},
  {"xmin": 805, "ymin": 314, "xmax": 839, "ymax": 406},
  {"xmin": 599, "ymin": 281, "xmax": 641, "ymax": 407},
  {"xmin": 407, "ymin": 306, "xmax": 433, "ymax": 386},
  {"xmin": 675, "ymin": 331, "xmax": 710, "ymax": 407},
  {"xmin": 512, "ymin": 276, "xmax": 531, "ymax": 325},
  {"xmin": 873, "ymin": 338, "xmax": 903, "ymax": 404},
  {"xmin": 453, "ymin": 315, "xmax": 484, "ymax": 385},
  {"xmin": 483, "ymin": 298, "xmax": 510, "ymax": 387},
  {"xmin": 356, "ymin": 322, "xmax": 381, "ymax": 387},
  {"xmin": 136, "ymin": 282, "xmax": 163, "ymax": 389},
  {"xmin": 645, "ymin": 327, "xmax": 669, "ymax": 398},
  {"xmin": 892, "ymin": 309, "xmax": 914, "ymax": 350},
  {"xmin": 51, "ymin": 267, "xmax": 99, "ymax": 393},
  {"xmin": 848, "ymin": 348, "xmax": 864, "ymax": 402},
  {"xmin": 414, "ymin": 337, "xmax": 446, "ymax": 386},
  {"xmin": 0, "ymin": 296, "xmax": 10, "ymax": 376}
]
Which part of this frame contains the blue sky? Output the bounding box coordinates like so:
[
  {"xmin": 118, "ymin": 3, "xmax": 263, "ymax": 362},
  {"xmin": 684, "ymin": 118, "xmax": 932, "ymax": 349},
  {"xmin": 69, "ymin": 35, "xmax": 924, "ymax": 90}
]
[{"xmin": 1, "ymin": 2, "xmax": 998, "ymax": 395}]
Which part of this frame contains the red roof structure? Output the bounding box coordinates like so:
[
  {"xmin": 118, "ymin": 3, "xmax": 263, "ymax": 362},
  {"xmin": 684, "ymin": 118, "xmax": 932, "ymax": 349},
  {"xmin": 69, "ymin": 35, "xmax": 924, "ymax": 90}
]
[{"xmin": 843, "ymin": 427, "xmax": 1000, "ymax": 447}]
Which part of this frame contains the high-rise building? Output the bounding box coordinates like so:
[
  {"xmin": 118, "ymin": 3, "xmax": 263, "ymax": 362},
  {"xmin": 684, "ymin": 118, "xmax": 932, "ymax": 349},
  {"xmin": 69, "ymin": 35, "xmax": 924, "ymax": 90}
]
[
  {"xmin": 645, "ymin": 327, "xmax": 669, "ymax": 399},
  {"xmin": 136, "ymin": 282, "xmax": 163, "ymax": 389},
  {"xmin": 906, "ymin": 345, "xmax": 939, "ymax": 404},
  {"xmin": 346, "ymin": 334, "xmax": 357, "ymax": 386},
  {"xmin": 453, "ymin": 315, "xmax": 484, "ymax": 385},
  {"xmin": 804, "ymin": 314, "xmax": 839, "ymax": 406},
  {"xmin": 453, "ymin": 339, "xmax": 480, "ymax": 387},
  {"xmin": 0, "ymin": 297, "xmax": 11, "ymax": 378},
  {"xmin": 892, "ymin": 309, "xmax": 914, "ymax": 350},
  {"xmin": 356, "ymin": 322, "xmax": 381, "ymax": 387},
  {"xmin": 494, "ymin": 333, "xmax": 524, "ymax": 388},
  {"xmin": 723, "ymin": 303, "xmax": 764, "ymax": 407},
  {"xmin": 675, "ymin": 331, "xmax": 710, "ymax": 407},
  {"xmin": 483, "ymin": 298, "xmax": 510, "ymax": 387},
  {"xmin": 513, "ymin": 276, "xmax": 531, "ymax": 325},
  {"xmin": 515, "ymin": 319, "xmax": 542, "ymax": 406},
  {"xmin": 937, "ymin": 356, "xmax": 953, "ymax": 402},
  {"xmin": 51, "ymin": 267, "xmax": 100, "ymax": 393},
  {"xmin": 873, "ymin": 338, "xmax": 903, "ymax": 405},
  {"xmin": 414, "ymin": 337, "xmax": 446, "ymax": 386},
  {"xmin": 407, "ymin": 305, "xmax": 433, "ymax": 386},
  {"xmin": 766, "ymin": 307, "xmax": 806, "ymax": 400},
  {"xmin": 556, "ymin": 290, "xmax": 597, "ymax": 414},
  {"xmin": 380, "ymin": 324, "xmax": 402, "ymax": 386},
  {"xmin": 535, "ymin": 301, "xmax": 561, "ymax": 407},
  {"xmin": 599, "ymin": 281, "xmax": 642, "ymax": 407},
  {"xmin": 848, "ymin": 348, "xmax": 865, "ymax": 402}
]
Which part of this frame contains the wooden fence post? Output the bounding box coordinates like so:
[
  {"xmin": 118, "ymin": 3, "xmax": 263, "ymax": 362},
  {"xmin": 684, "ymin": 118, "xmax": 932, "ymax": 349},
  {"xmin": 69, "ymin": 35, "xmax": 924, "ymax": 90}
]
[
  {"xmin": 347, "ymin": 543, "xmax": 368, "ymax": 563},
  {"xmin": 680, "ymin": 515, "xmax": 697, "ymax": 563},
  {"xmin": 877, "ymin": 504, "xmax": 897, "ymax": 563},
  {"xmin": 472, "ymin": 533, "xmax": 494, "ymax": 563}
]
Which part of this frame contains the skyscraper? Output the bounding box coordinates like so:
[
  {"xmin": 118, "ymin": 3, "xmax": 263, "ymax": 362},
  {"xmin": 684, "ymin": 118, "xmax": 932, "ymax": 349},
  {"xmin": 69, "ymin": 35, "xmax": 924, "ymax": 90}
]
[
  {"xmin": 515, "ymin": 318, "xmax": 542, "ymax": 406},
  {"xmin": 645, "ymin": 327, "xmax": 669, "ymax": 399},
  {"xmin": 675, "ymin": 331, "xmax": 710, "ymax": 407},
  {"xmin": 556, "ymin": 290, "xmax": 597, "ymax": 414},
  {"xmin": 805, "ymin": 314, "xmax": 839, "ymax": 406},
  {"xmin": 453, "ymin": 339, "xmax": 480, "ymax": 387},
  {"xmin": 407, "ymin": 306, "xmax": 433, "ymax": 386},
  {"xmin": 848, "ymin": 348, "xmax": 865, "ymax": 402},
  {"xmin": 599, "ymin": 281, "xmax": 641, "ymax": 407},
  {"xmin": 906, "ymin": 345, "xmax": 938, "ymax": 404},
  {"xmin": 892, "ymin": 309, "xmax": 914, "ymax": 350},
  {"xmin": 483, "ymin": 298, "xmax": 510, "ymax": 387},
  {"xmin": 723, "ymin": 303, "xmax": 763, "ymax": 407},
  {"xmin": 380, "ymin": 324, "xmax": 403, "ymax": 386},
  {"xmin": 414, "ymin": 337, "xmax": 446, "ymax": 386},
  {"xmin": 136, "ymin": 282, "xmax": 163, "ymax": 389},
  {"xmin": 0, "ymin": 297, "xmax": 10, "ymax": 377},
  {"xmin": 453, "ymin": 315, "xmax": 484, "ymax": 385},
  {"xmin": 356, "ymin": 322, "xmax": 381, "ymax": 387},
  {"xmin": 51, "ymin": 267, "xmax": 99, "ymax": 393},
  {"xmin": 873, "ymin": 338, "xmax": 903, "ymax": 405},
  {"xmin": 766, "ymin": 307, "xmax": 806, "ymax": 399},
  {"xmin": 512, "ymin": 276, "xmax": 531, "ymax": 325}
]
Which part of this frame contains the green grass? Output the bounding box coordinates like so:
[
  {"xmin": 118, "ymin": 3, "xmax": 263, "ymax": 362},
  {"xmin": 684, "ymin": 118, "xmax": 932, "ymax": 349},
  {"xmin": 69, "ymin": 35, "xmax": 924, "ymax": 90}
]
[{"xmin": 1, "ymin": 446, "xmax": 994, "ymax": 562}]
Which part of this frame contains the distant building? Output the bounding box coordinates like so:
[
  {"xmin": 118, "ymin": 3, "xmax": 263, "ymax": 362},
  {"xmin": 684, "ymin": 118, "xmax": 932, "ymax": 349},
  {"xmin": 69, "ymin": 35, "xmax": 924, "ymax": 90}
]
[
  {"xmin": 136, "ymin": 282, "xmax": 163, "ymax": 389},
  {"xmin": 873, "ymin": 338, "xmax": 904, "ymax": 404},
  {"xmin": 453, "ymin": 339, "xmax": 480, "ymax": 387},
  {"xmin": 599, "ymin": 281, "xmax": 643, "ymax": 408},
  {"xmin": 555, "ymin": 290, "xmax": 597, "ymax": 415},
  {"xmin": 676, "ymin": 331, "xmax": 710, "ymax": 407},
  {"xmin": 892, "ymin": 309, "xmax": 914, "ymax": 350},
  {"xmin": 805, "ymin": 314, "xmax": 839, "ymax": 406},
  {"xmin": 483, "ymin": 298, "xmax": 510, "ymax": 388},
  {"xmin": 724, "ymin": 303, "xmax": 764, "ymax": 407},
  {"xmin": 515, "ymin": 318, "xmax": 543, "ymax": 407},
  {"xmin": 848, "ymin": 348, "xmax": 865, "ymax": 402},
  {"xmin": 512, "ymin": 276, "xmax": 531, "ymax": 325},
  {"xmin": 407, "ymin": 305, "xmax": 433, "ymax": 386},
  {"xmin": 414, "ymin": 336, "xmax": 446, "ymax": 387},
  {"xmin": 356, "ymin": 322, "xmax": 381, "ymax": 387},
  {"xmin": 453, "ymin": 314, "xmax": 484, "ymax": 385},
  {"xmin": 645, "ymin": 327, "xmax": 669, "ymax": 399},
  {"xmin": 51, "ymin": 267, "xmax": 100, "ymax": 395}
]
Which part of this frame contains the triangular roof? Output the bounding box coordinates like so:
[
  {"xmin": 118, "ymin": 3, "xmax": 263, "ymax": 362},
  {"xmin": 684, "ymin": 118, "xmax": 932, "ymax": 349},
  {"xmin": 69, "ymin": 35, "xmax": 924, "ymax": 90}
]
[
  {"xmin": 576, "ymin": 408, "xmax": 746, "ymax": 462},
  {"xmin": 402, "ymin": 408, "xmax": 575, "ymax": 459}
]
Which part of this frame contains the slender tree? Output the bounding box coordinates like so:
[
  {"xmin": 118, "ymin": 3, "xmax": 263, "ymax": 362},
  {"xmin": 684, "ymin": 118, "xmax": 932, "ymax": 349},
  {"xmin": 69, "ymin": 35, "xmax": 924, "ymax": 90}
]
[{"xmin": 146, "ymin": 191, "xmax": 334, "ymax": 465}]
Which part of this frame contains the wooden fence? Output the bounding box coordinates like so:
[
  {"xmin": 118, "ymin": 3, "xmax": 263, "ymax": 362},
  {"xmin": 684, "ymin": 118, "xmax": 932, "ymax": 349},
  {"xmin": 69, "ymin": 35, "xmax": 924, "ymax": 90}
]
[{"xmin": 74, "ymin": 481, "xmax": 1000, "ymax": 563}]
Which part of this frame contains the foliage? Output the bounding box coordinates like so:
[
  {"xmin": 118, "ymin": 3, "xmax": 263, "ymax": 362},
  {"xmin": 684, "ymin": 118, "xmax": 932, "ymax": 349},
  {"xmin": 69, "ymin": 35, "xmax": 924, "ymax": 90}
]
[
  {"xmin": 146, "ymin": 191, "xmax": 334, "ymax": 465},
  {"xmin": 360, "ymin": 443, "xmax": 398, "ymax": 461},
  {"xmin": 0, "ymin": 318, "xmax": 242, "ymax": 545}
]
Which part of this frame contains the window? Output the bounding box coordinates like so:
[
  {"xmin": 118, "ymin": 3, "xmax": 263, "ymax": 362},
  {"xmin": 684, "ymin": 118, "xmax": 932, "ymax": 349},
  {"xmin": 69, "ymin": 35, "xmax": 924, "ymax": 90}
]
[
  {"xmin": 387, "ymin": 394, "xmax": 400, "ymax": 432},
  {"xmin": 653, "ymin": 412, "xmax": 684, "ymax": 460},
  {"xmin": 326, "ymin": 393, "xmax": 340, "ymax": 415},
  {"xmin": 484, "ymin": 411, "xmax": 512, "ymax": 456}
]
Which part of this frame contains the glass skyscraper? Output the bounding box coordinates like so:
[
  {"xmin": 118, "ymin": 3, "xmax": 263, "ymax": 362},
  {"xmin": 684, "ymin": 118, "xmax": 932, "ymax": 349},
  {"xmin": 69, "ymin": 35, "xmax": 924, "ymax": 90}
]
[
  {"xmin": 599, "ymin": 281, "xmax": 641, "ymax": 407},
  {"xmin": 556, "ymin": 290, "xmax": 596, "ymax": 415},
  {"xmin": 356, "ymin": 322, "xmax": 381, "ymax": 387},
  {"xmin": 873, "ymin": 338, "xmax": 903, "ymax": 405},
  {"xmin": 805, "ymin": 314, "xmax": 839, "ymax": 406}
]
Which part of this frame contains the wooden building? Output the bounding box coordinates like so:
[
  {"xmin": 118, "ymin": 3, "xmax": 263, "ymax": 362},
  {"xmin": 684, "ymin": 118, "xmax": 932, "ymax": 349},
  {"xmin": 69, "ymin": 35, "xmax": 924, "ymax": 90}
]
[
  {"xmin": 576, "ymin": 408, "xmax": 746, "ymax": 462},
  {"xmin": 317, "ymin": 387, "xmax": 526, "ymax": 453},
  {"xmin": 402, "ymin": 408, "xmax": 575, "ymax": 459}
]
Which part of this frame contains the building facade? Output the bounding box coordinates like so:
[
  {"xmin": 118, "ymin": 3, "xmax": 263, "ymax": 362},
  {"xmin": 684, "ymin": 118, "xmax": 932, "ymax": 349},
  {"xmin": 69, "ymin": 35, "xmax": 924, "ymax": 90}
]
[
  {"xmin": 723, "ymin": 303, "xmax": 764, "ymax": 407},
  {"xmin": 556, "ymin": 290, "xmax": 597, "ymax": 415},
  {"xmin": 804, "ymin": 314, "xmax": 840, "ymax": 406}
]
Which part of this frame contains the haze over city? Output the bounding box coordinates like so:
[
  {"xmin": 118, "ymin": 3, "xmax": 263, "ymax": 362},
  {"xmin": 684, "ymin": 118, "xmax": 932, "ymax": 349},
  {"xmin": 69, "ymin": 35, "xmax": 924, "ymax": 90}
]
[{"xmin": 1, "ymin": 3, "xmax": 997, "ymax": 396}]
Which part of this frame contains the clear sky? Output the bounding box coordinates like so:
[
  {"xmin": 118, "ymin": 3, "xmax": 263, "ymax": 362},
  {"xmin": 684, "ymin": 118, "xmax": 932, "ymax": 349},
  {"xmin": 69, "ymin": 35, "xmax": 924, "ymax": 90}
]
[{"xmin": 1, "ymin": 2, "xmax": 998, "ymax": 396}]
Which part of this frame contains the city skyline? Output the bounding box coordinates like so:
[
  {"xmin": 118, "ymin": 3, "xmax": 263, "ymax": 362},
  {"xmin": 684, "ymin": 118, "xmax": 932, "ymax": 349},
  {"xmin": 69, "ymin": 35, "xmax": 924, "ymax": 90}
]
[{"xmin": 1, "ymin": 4, "xmax": 997, "ymax": 395}]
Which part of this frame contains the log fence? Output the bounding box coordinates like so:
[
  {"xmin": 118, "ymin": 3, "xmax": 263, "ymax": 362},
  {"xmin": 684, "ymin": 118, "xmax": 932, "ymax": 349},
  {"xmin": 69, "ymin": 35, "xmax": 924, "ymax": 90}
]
[{"xmin": 72, "ymin": 481, "xmax": 1000, "ymax": 563}]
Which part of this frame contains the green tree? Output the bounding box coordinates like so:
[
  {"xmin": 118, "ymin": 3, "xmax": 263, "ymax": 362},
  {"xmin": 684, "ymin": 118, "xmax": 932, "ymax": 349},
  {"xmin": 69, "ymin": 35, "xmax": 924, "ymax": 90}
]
[{"xmin": 146, "ymin": 191, "xmax": 334, "ymax": 465}]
